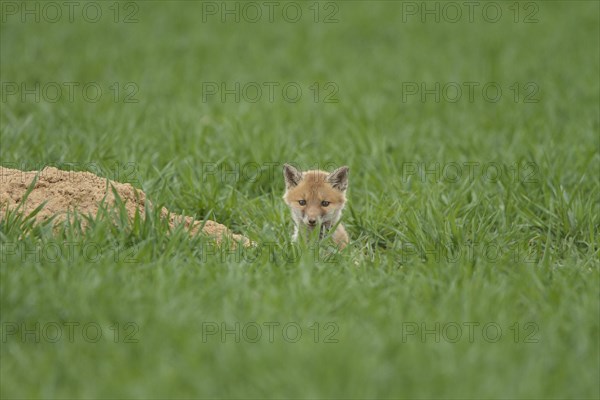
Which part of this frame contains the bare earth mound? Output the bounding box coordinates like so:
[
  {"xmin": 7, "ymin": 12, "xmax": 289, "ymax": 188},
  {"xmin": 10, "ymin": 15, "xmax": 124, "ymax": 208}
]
[{"xmin": 0, "ymin": 167, "xmax": 251, "ymax": 246}]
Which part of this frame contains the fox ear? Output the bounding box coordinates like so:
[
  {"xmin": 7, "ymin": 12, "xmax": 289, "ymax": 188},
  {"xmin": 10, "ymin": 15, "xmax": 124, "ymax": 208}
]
[
  {"xmin": 283, "ymin": 163, "xmax": 302, "ymax": 189},
  {"xmin": 327, "ymin": 166, "xmax": 349, "ymax": 191}
]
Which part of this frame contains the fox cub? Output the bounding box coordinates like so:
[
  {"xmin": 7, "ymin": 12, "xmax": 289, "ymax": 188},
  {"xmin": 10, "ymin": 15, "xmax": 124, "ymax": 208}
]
[{"xmin": 283, "ymin": 164, "xmax": 349, "ymax": 249}]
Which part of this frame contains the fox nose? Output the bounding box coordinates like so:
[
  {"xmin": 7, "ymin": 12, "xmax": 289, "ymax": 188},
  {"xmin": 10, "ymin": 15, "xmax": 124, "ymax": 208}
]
[{"xmin": 308, "ymin": 219, "xmax": 317, "ymax": 226}]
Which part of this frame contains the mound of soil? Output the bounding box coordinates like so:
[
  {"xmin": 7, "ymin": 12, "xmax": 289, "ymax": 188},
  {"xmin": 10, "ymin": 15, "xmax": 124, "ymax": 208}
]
[{"xmin": 0, "ymin": 167, "xmax": 251, "ymax": 246}]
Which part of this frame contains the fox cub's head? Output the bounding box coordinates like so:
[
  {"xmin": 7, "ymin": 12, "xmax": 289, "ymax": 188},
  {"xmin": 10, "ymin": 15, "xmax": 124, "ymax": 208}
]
[{"xmin": 283, "ymin": 164, "xmax": 349, "ymax": 228}]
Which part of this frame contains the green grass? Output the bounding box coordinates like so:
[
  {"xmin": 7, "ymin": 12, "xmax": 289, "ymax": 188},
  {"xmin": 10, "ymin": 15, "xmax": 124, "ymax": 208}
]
[{"xmin": 1, "ymin": 1, "xmax": 599, "ymax": 398}]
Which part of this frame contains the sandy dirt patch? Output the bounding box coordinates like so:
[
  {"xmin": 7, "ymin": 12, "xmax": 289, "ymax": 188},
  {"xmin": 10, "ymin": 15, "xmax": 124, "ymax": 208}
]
[{"xmin": 0, "ymin": 166, "xmax": 251, "ymax": 246}]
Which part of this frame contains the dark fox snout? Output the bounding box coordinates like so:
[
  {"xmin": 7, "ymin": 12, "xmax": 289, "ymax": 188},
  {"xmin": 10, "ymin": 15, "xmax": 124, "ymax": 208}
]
[{"xmin": 307, "ymin": 219, "xmax": 317, "ymax": 226}]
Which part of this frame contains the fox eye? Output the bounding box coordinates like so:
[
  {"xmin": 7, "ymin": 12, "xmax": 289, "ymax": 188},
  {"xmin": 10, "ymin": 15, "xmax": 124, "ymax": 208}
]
[
  {"xmin": 321, "ymin": 201, "xmax": 330, "ymax": 207},
  {"xmin": 298, "ymin": 200, "xmax": 306, "ymax": 206}
]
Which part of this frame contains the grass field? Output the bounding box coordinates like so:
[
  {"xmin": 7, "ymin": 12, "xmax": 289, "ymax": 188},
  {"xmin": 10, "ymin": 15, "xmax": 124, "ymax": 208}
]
[{"xmin": 1, "ymin": 1, "xmax": 599, "ymax": 398}]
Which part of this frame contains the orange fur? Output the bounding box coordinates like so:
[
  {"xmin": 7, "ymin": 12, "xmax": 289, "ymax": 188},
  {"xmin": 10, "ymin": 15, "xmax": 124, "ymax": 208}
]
[{"xmin": 283, "ymin": 164, "xmax": 349, "ymax": 249}]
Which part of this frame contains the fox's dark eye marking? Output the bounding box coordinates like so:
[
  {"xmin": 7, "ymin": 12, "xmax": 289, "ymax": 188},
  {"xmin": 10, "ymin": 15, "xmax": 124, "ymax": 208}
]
[
  {"xmin": 298, "ymin": 200, "xmax": 306, "ymax": 206},
  {"xmin": 321, "ymin": 200, "xmax": 330, "ymax": 207}
]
